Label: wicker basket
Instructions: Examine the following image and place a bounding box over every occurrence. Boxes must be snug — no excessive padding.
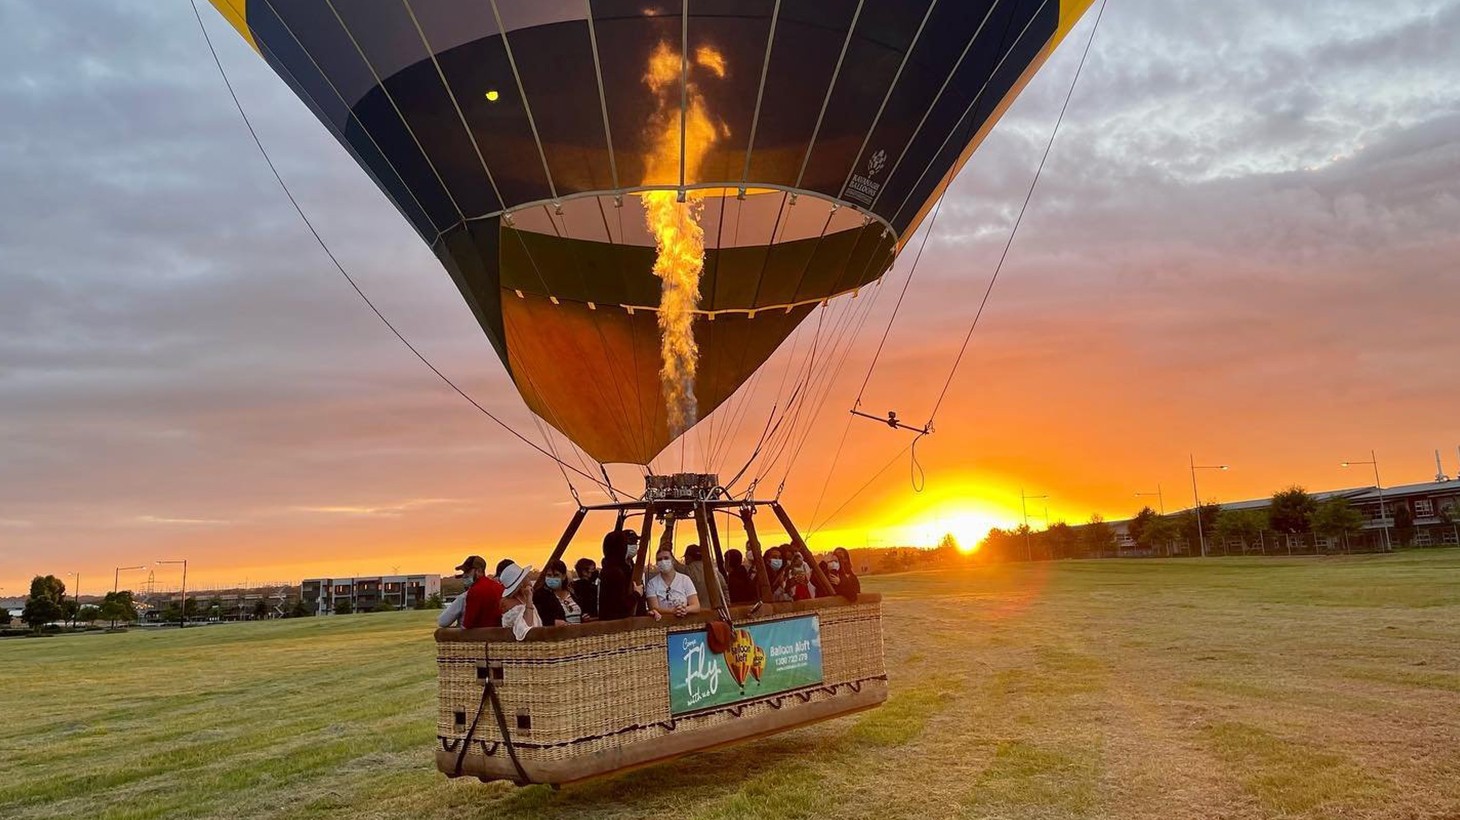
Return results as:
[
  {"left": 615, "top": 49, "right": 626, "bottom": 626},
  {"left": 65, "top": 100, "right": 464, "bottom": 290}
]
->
[{"left": 435, "top": 593, "right": 886, "bottom": 784}]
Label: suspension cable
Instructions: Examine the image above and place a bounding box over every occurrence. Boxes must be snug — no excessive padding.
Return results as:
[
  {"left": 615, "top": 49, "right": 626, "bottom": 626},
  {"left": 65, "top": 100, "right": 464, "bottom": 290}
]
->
[
  {"left": 190, "top": 0, "right": 613, "bottom": 492},
  {"left": 853, "top": 196, "right": 945, "bottom": 410},
  {"left": 806, "top": 0, "right": 1110, "bottom": 525},
  {"left": 925, "top": 0, "right": 1109, "bottom": 426}
]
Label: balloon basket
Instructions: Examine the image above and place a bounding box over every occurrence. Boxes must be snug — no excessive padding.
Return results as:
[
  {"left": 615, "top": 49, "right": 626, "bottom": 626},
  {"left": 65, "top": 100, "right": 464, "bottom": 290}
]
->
[{"left": 433, "top": 489, "right": 887, "bottom": 785}]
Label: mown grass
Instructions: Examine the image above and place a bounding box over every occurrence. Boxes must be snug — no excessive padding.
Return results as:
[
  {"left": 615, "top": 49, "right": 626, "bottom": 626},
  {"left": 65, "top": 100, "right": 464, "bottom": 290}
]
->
[{"left": 3, "top": 550, "right": 1458, "bottom": 819}]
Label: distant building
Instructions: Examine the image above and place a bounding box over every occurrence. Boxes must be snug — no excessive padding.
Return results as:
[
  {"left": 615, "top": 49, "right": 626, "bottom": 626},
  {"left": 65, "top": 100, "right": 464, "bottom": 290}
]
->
[
  {"left": 1106, "top": 479, "right": 1460, "bottom": 555},
  {"left": 301, "top": 575, "right": 441, "bottom": 614}
]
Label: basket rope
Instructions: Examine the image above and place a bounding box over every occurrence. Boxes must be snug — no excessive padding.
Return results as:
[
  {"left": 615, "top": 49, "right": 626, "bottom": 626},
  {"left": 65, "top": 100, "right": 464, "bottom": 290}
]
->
[{"left": 453, "top": 646, "right": 530, "bottom": 783}]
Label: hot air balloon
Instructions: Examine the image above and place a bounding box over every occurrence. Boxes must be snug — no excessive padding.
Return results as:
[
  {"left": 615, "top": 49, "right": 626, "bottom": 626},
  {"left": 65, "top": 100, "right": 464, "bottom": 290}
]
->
[{"left": 204, "top": 0, "right": 1096, "bottom": 786}]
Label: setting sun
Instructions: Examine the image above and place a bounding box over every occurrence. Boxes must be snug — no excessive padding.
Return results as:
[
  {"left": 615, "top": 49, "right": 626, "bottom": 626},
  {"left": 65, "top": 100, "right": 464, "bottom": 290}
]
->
[{"left": 865, "top": 480, "right": 1023, "bottom": 552}]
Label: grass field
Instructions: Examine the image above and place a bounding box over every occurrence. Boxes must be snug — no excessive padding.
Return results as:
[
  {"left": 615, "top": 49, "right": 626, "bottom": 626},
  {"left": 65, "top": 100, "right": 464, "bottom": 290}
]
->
[{"left": 4, "top": 551, "right": 1459, "bottom": 820}]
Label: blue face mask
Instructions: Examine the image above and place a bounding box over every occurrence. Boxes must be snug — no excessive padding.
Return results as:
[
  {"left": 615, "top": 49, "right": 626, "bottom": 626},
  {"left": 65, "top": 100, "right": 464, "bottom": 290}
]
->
[
  {"left": 462, "top": 573, "right": 476, "bottom": 588},
  {"left": 545, "top": 577, "right": 562, "bottom": 590},
  {"left": 768, "top": 558, "right": 783, "bottom": 571}
]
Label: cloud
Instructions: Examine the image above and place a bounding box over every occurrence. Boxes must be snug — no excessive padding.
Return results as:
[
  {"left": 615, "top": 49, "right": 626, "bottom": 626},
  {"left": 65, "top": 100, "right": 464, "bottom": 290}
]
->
[
  {"left": 287, "top": 498, "right": 466, "bottom": 518},
  {"left": 131, "top": 515, "right": 232, "bottom": 527}
]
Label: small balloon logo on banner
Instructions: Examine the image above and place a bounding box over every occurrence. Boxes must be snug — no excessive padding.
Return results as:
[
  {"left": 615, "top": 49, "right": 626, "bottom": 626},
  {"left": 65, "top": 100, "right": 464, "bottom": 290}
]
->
[{"left": 724, "top": 629, "right": 756, "bottom": 689}]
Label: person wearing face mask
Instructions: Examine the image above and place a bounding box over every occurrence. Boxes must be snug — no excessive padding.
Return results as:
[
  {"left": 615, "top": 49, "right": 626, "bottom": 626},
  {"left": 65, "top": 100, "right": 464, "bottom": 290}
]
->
[
  {"left": 498, "top": 562, "right": 540, "bottom": 641},
  {"left": 437, "top": 554, "right": 505, "bottom": 629},
  {"left": 786, "top": 550, "right": 815, "bottom": 601},
  {"left": 832, "top": 547, "right": 861, "bottom": 600},
  {"left": 645, "top": 546, "right": 700, "bottom": 619},
  {"left": 597, "top": 530, "right": 640, "bottom": 621},
  {"left": 533, "top": 559, "right": 585, "bottom": 626},
  {"left": 763, "top": 546, "right": 793, "bottom": 603}
]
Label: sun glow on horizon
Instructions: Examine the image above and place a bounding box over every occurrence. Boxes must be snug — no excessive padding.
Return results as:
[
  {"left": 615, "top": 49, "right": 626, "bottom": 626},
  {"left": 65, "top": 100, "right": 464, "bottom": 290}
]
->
[{"left": 862, "top": 480, "right": 1024, "bottom": 552}]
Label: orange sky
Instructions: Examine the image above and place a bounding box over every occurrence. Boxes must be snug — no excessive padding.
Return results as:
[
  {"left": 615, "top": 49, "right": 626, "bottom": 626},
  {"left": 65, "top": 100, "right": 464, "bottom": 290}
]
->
[{"left": 3, "top": 2, "right": 1460, "bottom": 595}]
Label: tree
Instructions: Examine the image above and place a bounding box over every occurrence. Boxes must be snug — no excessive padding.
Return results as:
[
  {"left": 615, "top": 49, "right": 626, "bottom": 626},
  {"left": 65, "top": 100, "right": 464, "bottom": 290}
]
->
[
  {"left": 1045, "top": 522, "right": 1077, "bottom": 560},
  {"left": 99, "top": 591, "right": 138, "bottom": 628},
  {"left": 1080, "top": 515, "right": 1113, "bottom": 558},
  {"left": 0, "top": 608, "right": 10, "bottom": 627},
  {"left": 78, "top": 605, "right": 102, "bottom": 625},
  {"left": 252, "top": 598, "right": 270, "bottom": 620},
  {"left": 372, "top": 599, "right": 398, "bottom": 613},
  {"left": 1392, "top": 502, "right": 1415, "bottom": 547},
  {"left": 1270, "top": 486, "right": 1318, "bottom": 534},
  {"left": 1128, "top": 507, "right": 1159, "bottom": 553},
  {"left": 334, "top": 599, "right": 354, "bottom": 615},
  {"left": 1143, "top": 515, "right": 1182, "bottom": 555},
  {"left": 22, "top": 575, "right": 67, "bottom": 631},
  {"left": 207, "top": 597, "right": 224, "bottom": 620},
  {"left": 159, "top": 597, "right": 202, "bottom": 625},
  {"left": 1215, "top": 508, "right": 1266, "bottom": 554},
  {"left": 61, "top": 598, "right": 81, "bottom": 628},
  {"left": 1312, "top": 498, "right": 1365, "bottom": 552},
  {"left": 289, "top": 598, "right": 314, "bottom": 618},
  {"left": 424, "top": 593, "right": 444, "bottom": 610},
  {"left": 1178, "top": 502, "right": 1223, "bottom": 553}
]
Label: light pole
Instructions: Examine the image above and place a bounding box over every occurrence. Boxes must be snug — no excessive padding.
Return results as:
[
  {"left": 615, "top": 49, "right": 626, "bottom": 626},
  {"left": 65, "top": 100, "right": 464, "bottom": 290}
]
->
[
  {"left": 67, "top": 572, "right": 81, "bottom": 622},
  {"left": 1135, "top": 485, "right": 1165, "bottom": 515},
  {"left": 114, "top": 565, "right": 146, "bottom": 594},
  {"left": 157, "top": 559, "right": 188, "bottom": 627},
  {"left": 1189, "top": 456, "right": 1229, "bottom": 557},
  {"left": 1021, "top": 489, "right": 1048, "bottom": 561},
  {"left": 1342, "top": 450, "right": 1391, "bottom": 551}
]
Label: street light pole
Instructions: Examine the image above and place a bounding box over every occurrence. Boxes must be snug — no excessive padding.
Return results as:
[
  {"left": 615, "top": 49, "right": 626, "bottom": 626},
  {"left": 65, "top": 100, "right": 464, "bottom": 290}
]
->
[
  {"left": 157, "top": 559, "right": 188, "bottom": 627},
  {"left": 1020, "top": 488, "right": 1048, "bottom": 561},
  {"left": 1189, "top": 456, "right": 1230, "bottom": 558},
  {"left": 1135, "top": 485, "right": 1165, "bottom": 515},
  {"left": 1342, "top": 450, "right": 1392, "bottom": 551},
  {"left": 114, "top": 565, "right": 147, "bottom": 594}
]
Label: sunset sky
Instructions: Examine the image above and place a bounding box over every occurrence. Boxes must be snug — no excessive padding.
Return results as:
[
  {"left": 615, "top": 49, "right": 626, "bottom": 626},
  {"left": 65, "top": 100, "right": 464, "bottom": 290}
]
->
[{"left": 3, "top": 1, "right": 1459, "bottom": 595}]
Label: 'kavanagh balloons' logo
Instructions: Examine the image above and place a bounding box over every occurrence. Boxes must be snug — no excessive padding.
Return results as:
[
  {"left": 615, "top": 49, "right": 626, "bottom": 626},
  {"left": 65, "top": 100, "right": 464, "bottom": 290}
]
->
[{"left": 867, "top": 149, "right": 887, "bottom": 177}]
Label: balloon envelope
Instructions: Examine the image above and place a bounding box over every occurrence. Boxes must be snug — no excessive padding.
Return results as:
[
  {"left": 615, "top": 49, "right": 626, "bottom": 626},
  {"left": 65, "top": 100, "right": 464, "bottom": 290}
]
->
[{"left": 210, "top": 0, "right": 1094, "bottom": 464}]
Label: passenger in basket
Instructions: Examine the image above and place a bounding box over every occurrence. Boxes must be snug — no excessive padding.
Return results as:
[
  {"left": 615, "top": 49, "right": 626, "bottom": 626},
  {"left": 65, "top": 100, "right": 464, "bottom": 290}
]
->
[
  {"left": 534, "top": 559, "right": 585, "bottom": 625},
  {"left": 438, "top": 554, "right": 506, "bottom": 629},
  {"left": 597, "top": 530, "right": 640, "bottom": 621},
  {"left": 724, "top": 548, "right": 758, "bottom": 605},
  {"left": 494, "top": 558, "right": 513, "bottom": 579},
  {"left": 624, "top": 529, "right": 647, "bottom": 616},
  {"left": 787, "top": 550, "right": 815, "bottom": 601},
  {"left": 646, "top": 545, "right": 701, "bottom": 619},
  {"left": 832, "top": 547, "right": 861, "bottom": 601},
  {"left": 681, "top": 543, "right": 727, "bottom": 607},
  {"left": 571, "top": 557, "right": 599, "bottom": 620},
  {"left": 498, "top": 562, "right": 540, "bottom": 641},
  {"left": 764, "top": 546, "right": 792, "bottom": 602}
]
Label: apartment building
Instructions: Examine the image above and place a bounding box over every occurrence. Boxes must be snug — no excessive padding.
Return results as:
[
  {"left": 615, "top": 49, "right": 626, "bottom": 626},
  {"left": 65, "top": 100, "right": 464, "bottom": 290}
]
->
[{"left": 300, "top": 574, "right": 441, "bottom": 614}]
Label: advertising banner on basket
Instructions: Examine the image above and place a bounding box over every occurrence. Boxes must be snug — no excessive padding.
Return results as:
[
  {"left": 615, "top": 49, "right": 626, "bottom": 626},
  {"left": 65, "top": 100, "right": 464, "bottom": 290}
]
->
[{"left": 666, "top": 614, "right": 824, "bottom": 715}]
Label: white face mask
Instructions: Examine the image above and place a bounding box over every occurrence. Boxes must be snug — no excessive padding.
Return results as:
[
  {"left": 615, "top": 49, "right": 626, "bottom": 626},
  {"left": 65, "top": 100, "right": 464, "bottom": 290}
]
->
[
  {"left": 768, "top": 558, "right": 783, "bottom": 571},
  {"left": 626, "top": 541, "right": 639, "bottom": 558},
  {"left": 462, "top": 572, "right": 476, "bottom": 588},
  {"left": 656, "top": 558, "right": 674, "bottom": 574},
  {"left": 828, "top": 560, "right": 840, "bottom": 571}
]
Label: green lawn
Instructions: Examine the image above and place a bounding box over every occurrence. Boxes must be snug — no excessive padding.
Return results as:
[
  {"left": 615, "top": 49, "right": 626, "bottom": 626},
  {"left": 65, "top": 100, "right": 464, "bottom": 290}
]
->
[{"left": 4, "top": 551, "right": 1458, "bottom": 819}]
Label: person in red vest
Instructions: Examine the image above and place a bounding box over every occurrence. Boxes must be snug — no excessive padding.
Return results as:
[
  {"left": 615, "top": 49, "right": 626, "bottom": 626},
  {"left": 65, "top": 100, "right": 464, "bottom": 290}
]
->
[{"left": 437, "top": 554, "right": 504, "bottom": 629}]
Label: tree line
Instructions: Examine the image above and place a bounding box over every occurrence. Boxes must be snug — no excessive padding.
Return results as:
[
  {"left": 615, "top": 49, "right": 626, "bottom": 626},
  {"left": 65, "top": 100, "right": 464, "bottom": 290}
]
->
[
  {"left": 976, "top": 485, "right": 1400, "bottom": 561},
  {"left": 7, "top": 574, "right": 444, "bottom": 634}
]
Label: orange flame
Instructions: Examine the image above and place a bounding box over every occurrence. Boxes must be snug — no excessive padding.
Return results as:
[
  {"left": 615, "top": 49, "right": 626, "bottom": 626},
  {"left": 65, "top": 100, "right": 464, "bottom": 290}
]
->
[{"left": 641, "top": 42, "right": 727, "bottom": 436}]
